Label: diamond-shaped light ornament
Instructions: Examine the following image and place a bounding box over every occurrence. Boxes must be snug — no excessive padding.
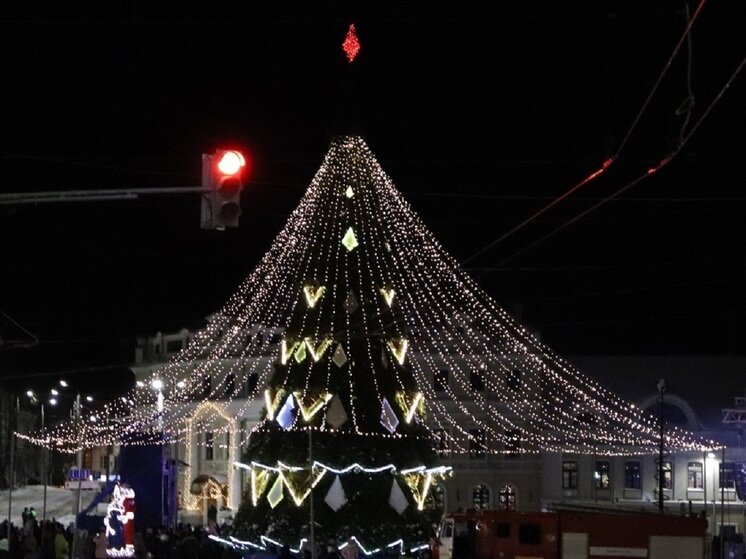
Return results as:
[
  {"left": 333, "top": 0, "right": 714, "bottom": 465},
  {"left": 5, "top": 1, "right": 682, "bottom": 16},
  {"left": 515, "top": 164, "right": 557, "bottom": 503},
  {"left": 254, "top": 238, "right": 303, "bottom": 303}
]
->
[
  {"left": 380, "top": 397, "right": 399, "bottom": 433},
  {"left": 332, "top": 344, "right": 348, "bottom": 368},
  {"left": 344, "top": 290, "right": 360, "bottom": 314},
  {"left": 342, "top": 23, "right": 361, "bottom": 63},
  {"left": 345, "top": 185, "right": 355, "bottom": 198},
  {"left": 342, "top": 227, "right": 359, "bottom": 252},
  {"left": 267, "top": 475, "right": 284, "bottom": 509},
  {"left": 324, "top": 475, "right": 348, "bottom": 512},
  {"left": 276, "top": 394, "right": 297, "bottom": 430},
  {"left": 388, "top": 479, "right": 409, "bottom": 515},
  {"left": 326, "top": 394, "right": 349, "bottom": 429}
]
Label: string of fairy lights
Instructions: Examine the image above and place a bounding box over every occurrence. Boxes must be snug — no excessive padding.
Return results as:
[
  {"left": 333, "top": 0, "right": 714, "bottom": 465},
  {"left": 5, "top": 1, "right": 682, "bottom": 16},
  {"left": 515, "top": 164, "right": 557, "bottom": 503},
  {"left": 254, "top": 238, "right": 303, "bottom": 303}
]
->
[{"left": 19, "top": 135, "right": 719, "bottom": 458}]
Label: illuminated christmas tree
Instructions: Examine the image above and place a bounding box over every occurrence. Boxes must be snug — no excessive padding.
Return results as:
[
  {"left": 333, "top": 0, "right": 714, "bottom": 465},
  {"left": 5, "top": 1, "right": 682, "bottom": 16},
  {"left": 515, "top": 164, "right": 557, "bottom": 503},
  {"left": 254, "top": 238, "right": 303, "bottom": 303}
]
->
[{"left": 230, "top": 135, "right": 448, "bottom": 552}]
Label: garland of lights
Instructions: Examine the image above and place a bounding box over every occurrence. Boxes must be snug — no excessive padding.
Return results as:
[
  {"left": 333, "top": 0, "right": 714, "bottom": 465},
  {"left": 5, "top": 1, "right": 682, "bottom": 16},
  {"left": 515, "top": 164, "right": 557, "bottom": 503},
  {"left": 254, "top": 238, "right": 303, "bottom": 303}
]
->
[{"left": 21, "top": 136, "right": 719, "bottom": 458}]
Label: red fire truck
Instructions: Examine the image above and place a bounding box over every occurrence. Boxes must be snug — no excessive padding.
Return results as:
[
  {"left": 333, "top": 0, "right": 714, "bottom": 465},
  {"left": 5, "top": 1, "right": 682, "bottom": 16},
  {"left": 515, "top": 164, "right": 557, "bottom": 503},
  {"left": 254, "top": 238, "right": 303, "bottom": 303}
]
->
[{"left": 437, "top": 507, "right": 707, "bottom": 559}]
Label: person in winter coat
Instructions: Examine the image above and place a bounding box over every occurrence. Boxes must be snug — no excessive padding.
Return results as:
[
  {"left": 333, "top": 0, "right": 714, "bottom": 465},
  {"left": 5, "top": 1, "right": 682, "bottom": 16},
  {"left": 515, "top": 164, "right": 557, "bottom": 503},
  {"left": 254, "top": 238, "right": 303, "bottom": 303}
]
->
[{"left": 53, "top": 527, "right": 69, "bottom": 559}]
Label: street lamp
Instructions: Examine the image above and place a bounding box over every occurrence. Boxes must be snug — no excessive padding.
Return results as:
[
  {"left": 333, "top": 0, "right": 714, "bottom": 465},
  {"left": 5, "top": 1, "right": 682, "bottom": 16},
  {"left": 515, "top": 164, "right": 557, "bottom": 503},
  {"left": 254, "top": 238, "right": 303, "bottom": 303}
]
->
[{"left": 25, "top": 390, "right": 56, "bottom": 528}]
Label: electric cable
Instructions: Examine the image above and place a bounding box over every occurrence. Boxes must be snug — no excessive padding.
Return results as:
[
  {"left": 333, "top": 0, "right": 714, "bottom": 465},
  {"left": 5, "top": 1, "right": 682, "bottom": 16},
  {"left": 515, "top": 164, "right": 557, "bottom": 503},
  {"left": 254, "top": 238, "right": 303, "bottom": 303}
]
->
[
  {"left": 462, "top": 0, "right": 708, "bottom": 266},
  {"left": 494, "top": 50, "right": 746, "bottom": 268}
]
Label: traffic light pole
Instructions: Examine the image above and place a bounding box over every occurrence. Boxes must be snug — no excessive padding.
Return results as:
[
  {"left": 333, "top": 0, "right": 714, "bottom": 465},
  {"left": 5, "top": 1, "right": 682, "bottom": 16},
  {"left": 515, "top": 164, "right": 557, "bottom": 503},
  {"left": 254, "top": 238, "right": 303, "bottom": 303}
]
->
[{"left": 0, "top": 186, "right": 206, "bottom": 205}]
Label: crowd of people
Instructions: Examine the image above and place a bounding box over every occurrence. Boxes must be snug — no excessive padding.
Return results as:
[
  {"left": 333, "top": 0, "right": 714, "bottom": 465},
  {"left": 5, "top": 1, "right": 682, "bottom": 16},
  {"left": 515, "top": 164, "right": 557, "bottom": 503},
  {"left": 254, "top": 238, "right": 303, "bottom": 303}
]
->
[
  {"left": 0, "top": 510, "right": 426, "bottom": 559},
  {"left": 0, "top": 512, "right": 237, "bottom": 559}
]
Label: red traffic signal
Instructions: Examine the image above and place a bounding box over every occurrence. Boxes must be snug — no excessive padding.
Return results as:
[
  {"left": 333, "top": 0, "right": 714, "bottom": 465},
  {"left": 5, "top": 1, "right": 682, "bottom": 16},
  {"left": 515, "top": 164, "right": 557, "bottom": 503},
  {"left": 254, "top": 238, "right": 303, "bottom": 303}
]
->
[{"left": 201, "top": 149, "right": 248, "bottom": 230}]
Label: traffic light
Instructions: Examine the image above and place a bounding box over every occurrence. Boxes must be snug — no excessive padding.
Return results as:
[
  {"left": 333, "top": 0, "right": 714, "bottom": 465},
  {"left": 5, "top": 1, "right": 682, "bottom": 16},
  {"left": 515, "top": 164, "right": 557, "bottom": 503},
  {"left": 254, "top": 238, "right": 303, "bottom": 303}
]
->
[{"left": 201, "top": 149, "right": 247, "bottom": 230}]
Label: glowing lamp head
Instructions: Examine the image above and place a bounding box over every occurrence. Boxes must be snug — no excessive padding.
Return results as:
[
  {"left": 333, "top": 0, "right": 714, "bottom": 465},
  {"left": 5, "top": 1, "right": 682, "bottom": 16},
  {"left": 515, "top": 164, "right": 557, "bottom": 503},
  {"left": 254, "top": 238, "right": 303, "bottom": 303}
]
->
[
  {"left": 151, "top": 379, "right": 164, "bottom": 391},
  {"left": 59, "top": 380, "right": 68, "bottom": 388},
  {"left": 216, "top": 150, "right": 246, "bottom": 176},
  {"left": 26, "top": 390, "right": 35, "bottom": 398}
]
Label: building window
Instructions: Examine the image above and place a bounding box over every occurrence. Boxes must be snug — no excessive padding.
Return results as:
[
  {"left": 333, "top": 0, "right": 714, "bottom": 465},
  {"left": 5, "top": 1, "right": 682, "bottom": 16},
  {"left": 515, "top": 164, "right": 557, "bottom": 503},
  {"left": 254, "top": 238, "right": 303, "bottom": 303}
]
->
[
  {"left": 688, "top": 462, "right": 703, "bottom": 489},
  {"left": 469, "top": 429, "right": 486, "bottom": 458},
  {"left": 495, "top": 523, "right": 510, "bottom": 538},
  {"left": 434, "top": 370, "right": 449, "bottom": 392},
  {"left": 562, "top": 461, "right": 578, "bottom": 490},
  {"left": 205, "top": 431, "right": 214, "bottom": 461},
  {"left": 506, "top": 370, "right": 522, "bottom": 391},
  {"left": 594, "top": 460, "right": 610, "bottom": 489},
  {"left": 624, "top": 461, "right": 641, "bottom": 489},
  {"left": 434, "top": 429, "right": 449, "bottom": 453},
  {"left": 720, "top": 463, "right": 736, "bottom": 489},
  {"left": 470, "top": 370, "right": 485, "bottom": 391},
  {"left": 518, "top": 524, "right": 542, "bottom": 545},
  {"left": 166, "top": 339, "right": 183, "bottom": 353},
  {"left": 505, "top": 430, "right": 520, "bottom": 457},
  {"left": 472, "top": 484, "right": 490, "bottom": 510},
  {"left": 246, "top": 373, "right": 258, "bottom": 395},
  {"left": 99, "top": 455, "right": 109, "bottom": 471},
  {"left": 202, "top": 376, "right": 212, "bottom": 398},
  {"left": 498, "top": 484, "right": 516, "bottom": 511},
  {"left": 656, "top": 460, "right": 673, "bottom": 490},
  {"left": 224, "top": 374, "right": 236, "bottom": 398}
]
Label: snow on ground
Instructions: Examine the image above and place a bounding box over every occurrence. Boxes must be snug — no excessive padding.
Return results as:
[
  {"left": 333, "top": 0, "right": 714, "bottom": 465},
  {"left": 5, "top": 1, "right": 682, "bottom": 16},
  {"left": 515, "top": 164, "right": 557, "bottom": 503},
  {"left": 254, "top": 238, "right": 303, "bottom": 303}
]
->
[{"left": 0, "top": 485, "right": 98, "bottom": 527}]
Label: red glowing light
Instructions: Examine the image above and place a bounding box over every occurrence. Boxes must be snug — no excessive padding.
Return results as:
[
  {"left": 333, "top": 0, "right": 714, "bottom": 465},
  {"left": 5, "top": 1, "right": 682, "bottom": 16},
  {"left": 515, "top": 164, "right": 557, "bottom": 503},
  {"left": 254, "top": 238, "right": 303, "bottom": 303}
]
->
[
  {"left": 217, "top": 150, "right": 246, "bottom": 176},
  {"left": 342, "top": 24, "right": 360, "bottom": 63}
]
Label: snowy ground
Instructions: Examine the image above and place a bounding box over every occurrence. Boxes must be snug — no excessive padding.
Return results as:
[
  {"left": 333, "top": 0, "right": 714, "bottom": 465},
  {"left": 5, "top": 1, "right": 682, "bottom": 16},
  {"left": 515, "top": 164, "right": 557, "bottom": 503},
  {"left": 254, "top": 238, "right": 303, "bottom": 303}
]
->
[{"left": 0, "top": 485, "right": 98, "bottom": 527}]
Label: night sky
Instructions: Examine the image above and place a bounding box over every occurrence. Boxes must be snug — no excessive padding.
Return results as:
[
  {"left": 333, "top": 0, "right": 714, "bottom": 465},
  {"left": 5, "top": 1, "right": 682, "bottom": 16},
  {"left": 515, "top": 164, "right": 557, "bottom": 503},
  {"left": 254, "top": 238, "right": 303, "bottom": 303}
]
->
[{"left": 1, "top": 2, "right": 745, "bottom": 401}]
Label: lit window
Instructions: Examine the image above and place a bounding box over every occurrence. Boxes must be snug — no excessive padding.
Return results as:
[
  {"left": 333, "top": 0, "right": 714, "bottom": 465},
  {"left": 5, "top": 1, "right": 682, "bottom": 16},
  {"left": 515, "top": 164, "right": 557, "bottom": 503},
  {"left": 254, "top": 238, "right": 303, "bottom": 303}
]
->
[
  {"left": 656, "top": 460, "right": 673, "bottom": 490},
  {"left": 498, "top": 484, "right": 516, "bottom": 511},
  {"left": 594, "top": 460, "right": 610, "bottom": 489},
  {"left": 687, "top": 462, "right": 703, "bottom": 489},
  {"left": 473, "top": 484, "right": 490, "bottom": 510}
]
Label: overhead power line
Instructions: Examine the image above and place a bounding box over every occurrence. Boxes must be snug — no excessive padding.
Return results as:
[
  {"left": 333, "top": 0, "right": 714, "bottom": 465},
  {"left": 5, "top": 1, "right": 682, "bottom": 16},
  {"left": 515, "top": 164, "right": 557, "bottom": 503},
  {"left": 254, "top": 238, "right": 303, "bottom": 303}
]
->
[{"left": 463, "top": 0, "right": 709, "bottom": 267}]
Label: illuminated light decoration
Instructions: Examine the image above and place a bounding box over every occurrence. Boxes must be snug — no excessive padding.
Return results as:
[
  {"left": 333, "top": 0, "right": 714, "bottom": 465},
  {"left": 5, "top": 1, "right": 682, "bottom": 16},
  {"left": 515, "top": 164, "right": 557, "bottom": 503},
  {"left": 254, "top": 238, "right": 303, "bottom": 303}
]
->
[
  {"left": 104, "top": 483, "right": 136, "bottom": 557},
  {"left": 395, "top": 391, "right": 424, "bottom": 424},
  {"left": 293, "top": 341, "right": 307, "bottom": 363},
  {"left": 276, "top": 394, "right": 297, "bottom": 430},
  {"left": 303, "top": 284, "right": 326, "bottom": 308},
  {"left": 388, "top": 479, "right": 409, "bottom": 514},
  {"left": 331, "top": 344, "right": 348, "bottom": 368},
  {"left": 324, "top": 475, "right": 348, "bottom": 511},
  {"left": 342, "top": 23, "right": 361, "bottom": 63},
  {"left": 304, "top": 337, "right": 333, "bottom": 362},
  {"left": 403, "top": 472, "right": 434, "bottom": 511},
  {"left": 281, "top": 469, "right": 327, "bottom": 506},
  {"left": 345, "top": 185, "right": 355, "bottom": 198},
  {"left": 280, "top": 340, "right": 301, "bottom": 365},
  {"left": 342, "top": 227, "right": 359, "bottom": 252},
  {"left": 294, "top": 391, "right": 333, "bottom": 421},
  {"left": 181, "top": 402, "right": 238, "bottom": 512},
  {"left": 266, "top": 475, "right": 284, "bottom": 508},
  {"left": 235, "top": 460, "right": 451, "bottom": 478},
  {"left": 250, "top": 468, "right": 271, "bottom": 506},
  {"left": 23, "top": 135, "right": 719, "bottom": 496},
  {"left": 379, "top": 286, "right": 396, "bottom": 307},
  {"left": 386, "top": 338, "right": 408, "bottom": 365},
  {"left": 325, "top": 395, "right": 349, "bottom": 428},
  {"left": 219, "top": 534, "right": 427, "bottom": 558},
  {"left": 264, "top": 389, "right": 287, "bottom": 421},
  {"left": 380, "top": 397, "right": 399, "bottom": 433}
]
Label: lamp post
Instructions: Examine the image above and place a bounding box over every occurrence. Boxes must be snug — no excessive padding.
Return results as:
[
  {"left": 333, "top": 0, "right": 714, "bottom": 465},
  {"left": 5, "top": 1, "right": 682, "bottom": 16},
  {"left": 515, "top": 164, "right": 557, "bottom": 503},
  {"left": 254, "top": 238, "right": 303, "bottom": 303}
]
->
[
  {"left": 25, "top": 390, "right": 53, "bottom": 528},
  {"left": 58, "top": 380, "right": 88, "bottom": 559},
  {"left": 656, "top": 378, "right": 666, "bottom": 513},
  {"left": 6, "top": 394, "right": 19, "bottom": 540}
]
